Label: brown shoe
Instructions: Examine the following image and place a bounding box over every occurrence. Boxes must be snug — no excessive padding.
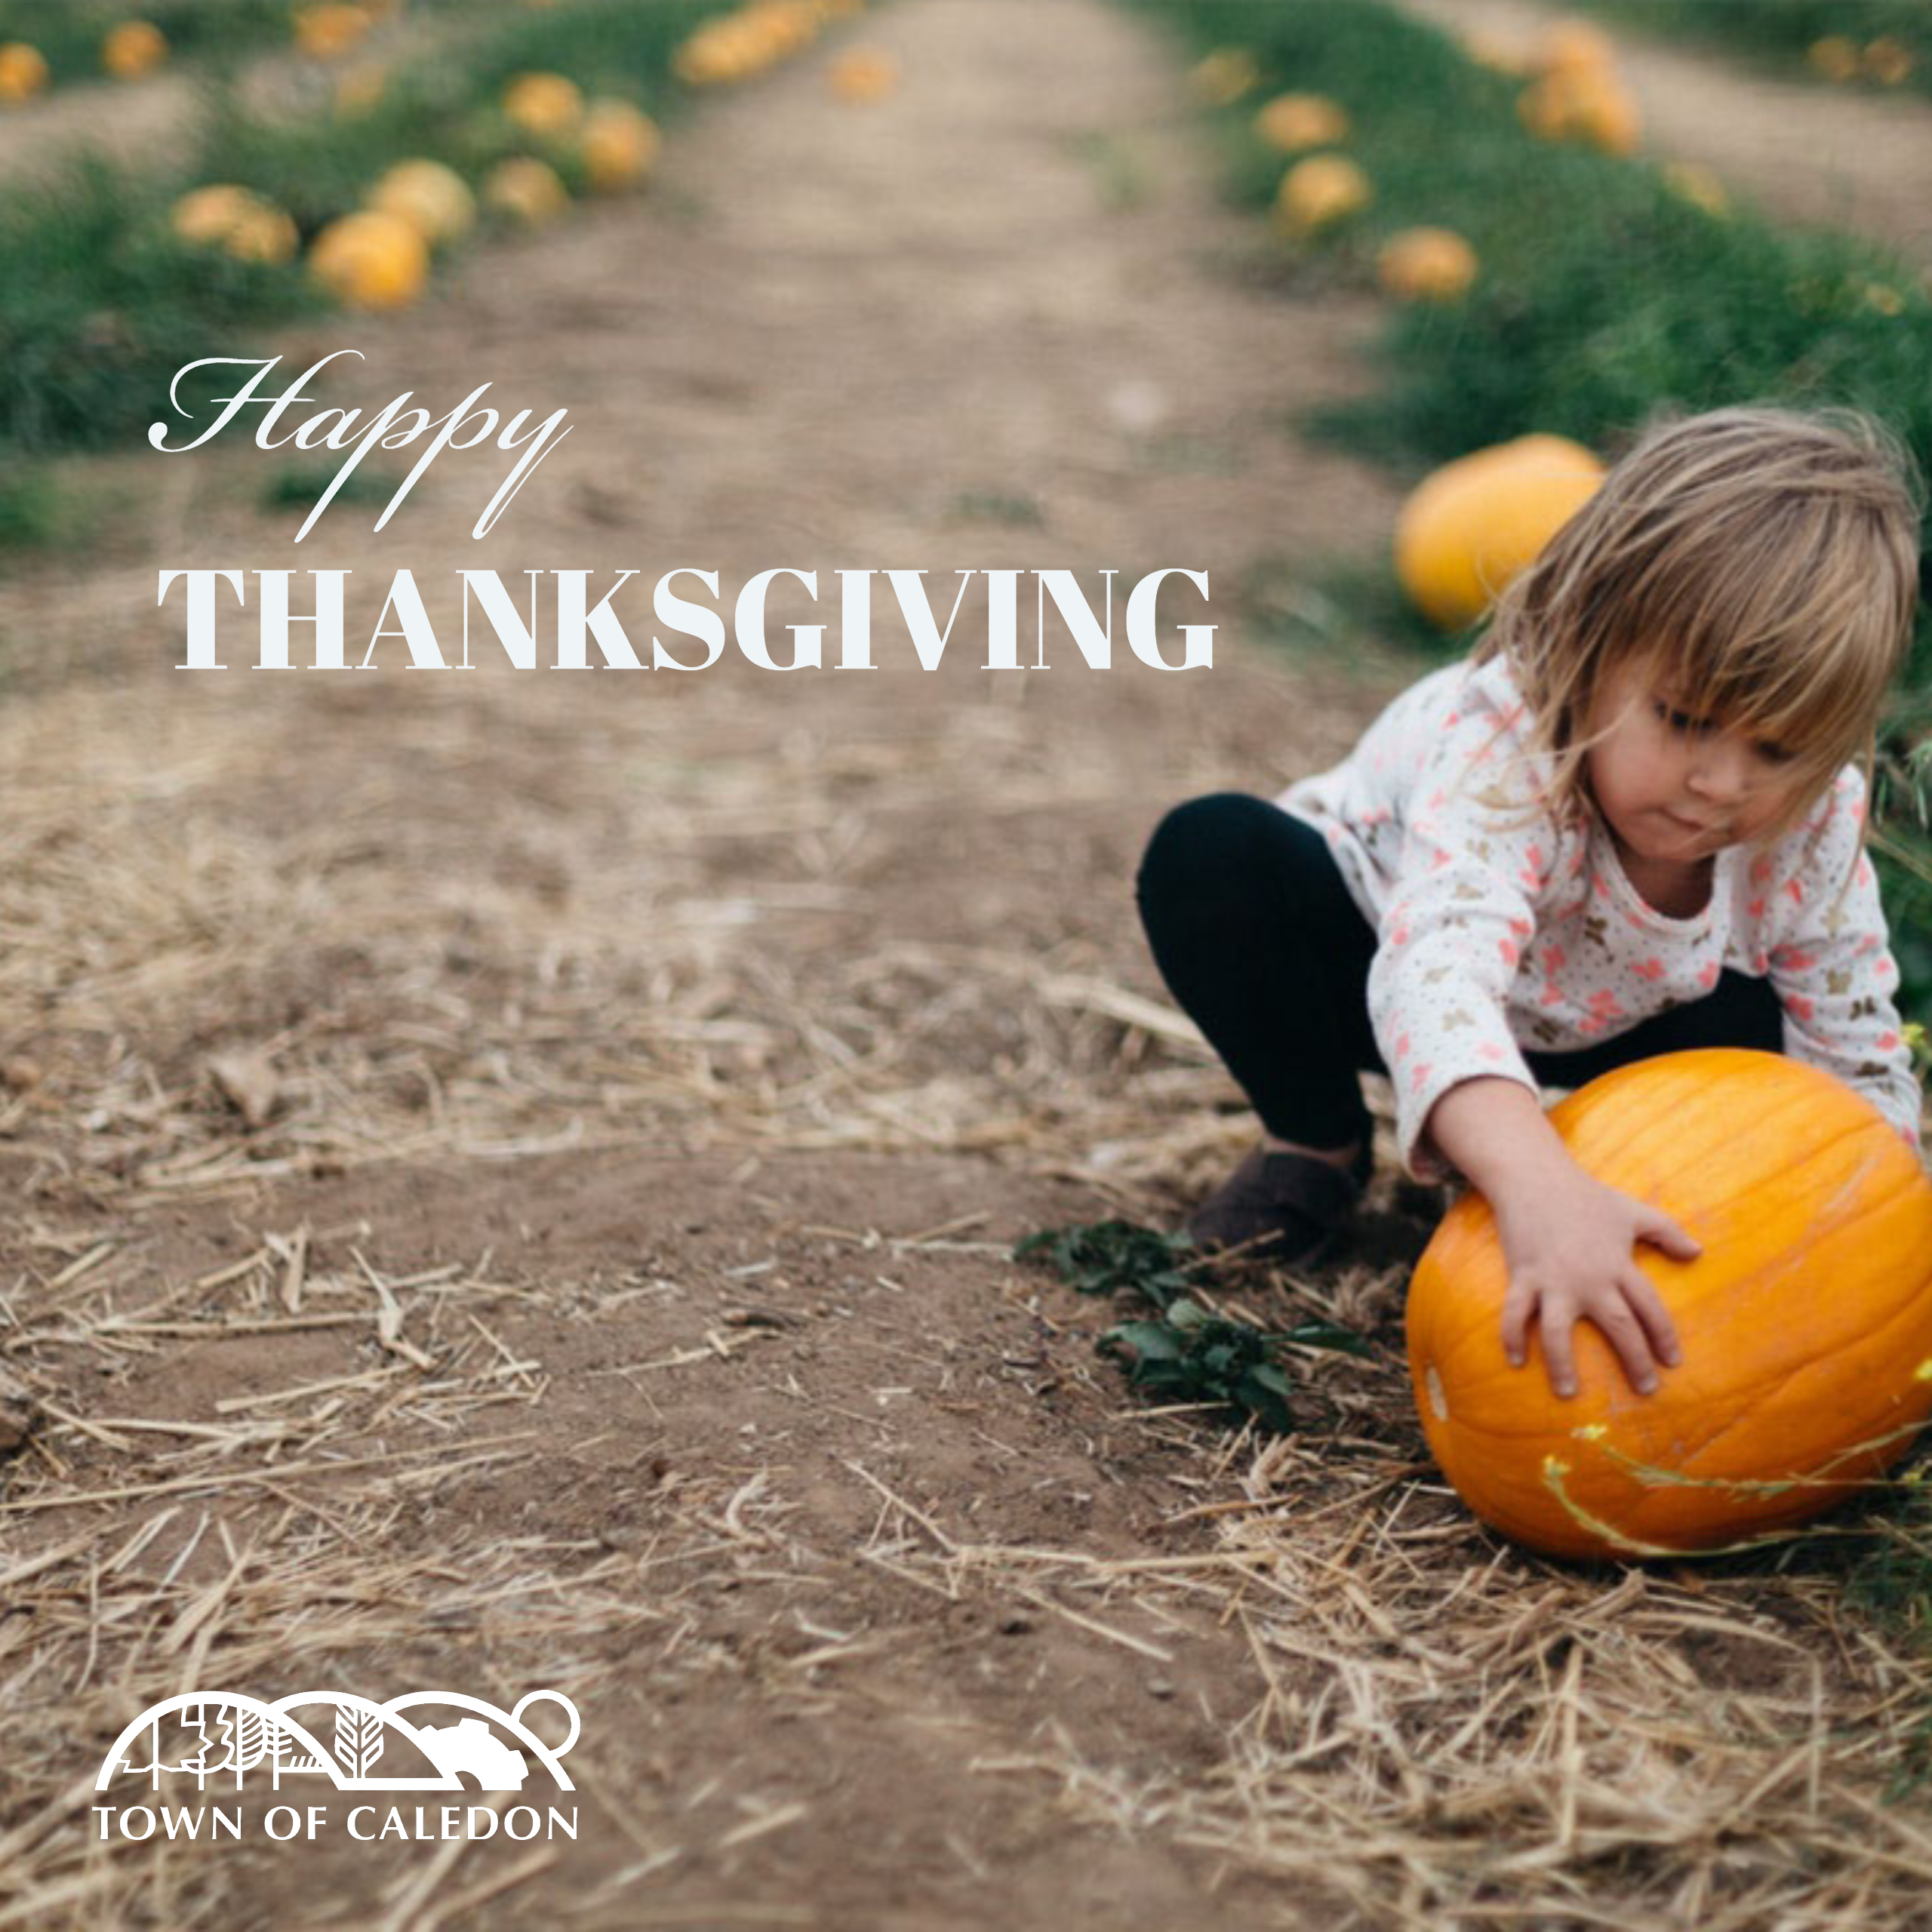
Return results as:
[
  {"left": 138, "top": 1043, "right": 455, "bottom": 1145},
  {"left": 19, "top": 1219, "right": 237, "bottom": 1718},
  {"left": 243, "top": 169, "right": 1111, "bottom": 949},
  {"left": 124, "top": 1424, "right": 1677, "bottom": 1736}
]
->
[{"left": 1185, "top": 1143, "right": 1371, "bottom": 1263}]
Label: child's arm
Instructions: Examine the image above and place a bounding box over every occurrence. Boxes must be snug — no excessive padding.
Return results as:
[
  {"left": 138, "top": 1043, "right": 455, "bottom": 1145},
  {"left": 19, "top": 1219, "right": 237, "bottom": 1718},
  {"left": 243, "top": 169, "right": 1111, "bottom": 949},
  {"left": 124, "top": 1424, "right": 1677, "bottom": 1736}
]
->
[
  {"left": 1368, "top": 694, "right": 1696, "bottom": 1398},
  {"left": 1765, "top": 769, "right": 1922, "bottom": 1154},
  {"left": 1425, "top": 1078, "right": 1697, "bottom": 1399}
]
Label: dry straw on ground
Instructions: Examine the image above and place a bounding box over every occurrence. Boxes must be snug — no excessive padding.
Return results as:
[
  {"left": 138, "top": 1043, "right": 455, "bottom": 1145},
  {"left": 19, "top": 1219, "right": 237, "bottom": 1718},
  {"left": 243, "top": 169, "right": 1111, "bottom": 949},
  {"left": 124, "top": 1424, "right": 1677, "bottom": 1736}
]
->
[{"left": 3, "top": 652, "right": 1930, "bottom": 1929}]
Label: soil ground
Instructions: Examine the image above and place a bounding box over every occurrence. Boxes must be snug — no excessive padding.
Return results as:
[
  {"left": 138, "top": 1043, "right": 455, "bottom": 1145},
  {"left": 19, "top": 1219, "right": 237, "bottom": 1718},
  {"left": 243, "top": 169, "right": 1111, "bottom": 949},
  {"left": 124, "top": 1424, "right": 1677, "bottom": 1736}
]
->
[
  {"left": 1404, "top": 0, "right": 1932, "bottom": 263},
  {"left": 4, "top": 5, "right": 1932, "bottom": 1929}
]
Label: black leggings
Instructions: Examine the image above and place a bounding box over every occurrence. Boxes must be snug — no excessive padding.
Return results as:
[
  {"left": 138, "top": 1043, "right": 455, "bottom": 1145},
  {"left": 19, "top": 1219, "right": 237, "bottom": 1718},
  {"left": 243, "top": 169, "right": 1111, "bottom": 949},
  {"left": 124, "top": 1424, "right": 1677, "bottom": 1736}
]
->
[{"left": 1134, "top": 793, "right": 1783, "bottom": 1150}]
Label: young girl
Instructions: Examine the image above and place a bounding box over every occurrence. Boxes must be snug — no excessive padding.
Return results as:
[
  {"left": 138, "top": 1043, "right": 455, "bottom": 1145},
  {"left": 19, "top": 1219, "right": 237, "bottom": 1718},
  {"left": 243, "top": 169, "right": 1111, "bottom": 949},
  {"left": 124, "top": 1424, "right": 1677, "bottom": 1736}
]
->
[{"left": 1137, "top": 405, "right": 1924, "bottom": 1404}]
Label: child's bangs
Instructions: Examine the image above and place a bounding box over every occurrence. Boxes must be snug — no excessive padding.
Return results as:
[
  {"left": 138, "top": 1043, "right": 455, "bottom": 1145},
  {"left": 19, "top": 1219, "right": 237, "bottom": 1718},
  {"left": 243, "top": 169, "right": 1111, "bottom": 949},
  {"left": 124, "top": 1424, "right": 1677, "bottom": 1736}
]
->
[{"left": 1622, "top": 499, "right": 1903, "bottom": 778}]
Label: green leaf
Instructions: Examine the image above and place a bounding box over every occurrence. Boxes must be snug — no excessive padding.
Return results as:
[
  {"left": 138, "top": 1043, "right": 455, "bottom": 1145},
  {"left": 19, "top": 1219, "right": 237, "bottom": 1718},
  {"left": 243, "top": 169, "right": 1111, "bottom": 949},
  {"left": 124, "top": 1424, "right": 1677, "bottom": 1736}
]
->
[
  {"left": 1102, "top": 1319, "right": 1186, "bottom": 1363},
  {"left": 1016, "top": 1215, "right": 1369, "bottom": 1437},
  {"left": 1284, "top": 1321, "right": 1374, "bottom": 1358}
]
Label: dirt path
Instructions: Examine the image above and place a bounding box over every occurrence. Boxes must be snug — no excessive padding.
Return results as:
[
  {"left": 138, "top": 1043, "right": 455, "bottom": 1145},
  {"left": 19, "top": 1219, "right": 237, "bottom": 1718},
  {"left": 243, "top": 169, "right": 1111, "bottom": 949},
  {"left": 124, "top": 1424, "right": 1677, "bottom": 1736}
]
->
[
  {"left": 1401, "top": 0, "right": 1932, "bottom": 263},
  {"left": 0, "top": 5, "right": 1423, "bottom": 1927},
  {"left": 5, "top": 4, "right": 1932, "bottom": 1928}
]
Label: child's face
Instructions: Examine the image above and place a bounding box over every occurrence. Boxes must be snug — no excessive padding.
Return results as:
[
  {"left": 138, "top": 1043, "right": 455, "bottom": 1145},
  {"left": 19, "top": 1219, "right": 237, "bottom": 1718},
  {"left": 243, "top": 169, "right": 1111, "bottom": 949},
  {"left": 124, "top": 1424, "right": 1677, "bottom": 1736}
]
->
[{"left": 1583, "top": 660, "right": 1811, "bottom": 869}]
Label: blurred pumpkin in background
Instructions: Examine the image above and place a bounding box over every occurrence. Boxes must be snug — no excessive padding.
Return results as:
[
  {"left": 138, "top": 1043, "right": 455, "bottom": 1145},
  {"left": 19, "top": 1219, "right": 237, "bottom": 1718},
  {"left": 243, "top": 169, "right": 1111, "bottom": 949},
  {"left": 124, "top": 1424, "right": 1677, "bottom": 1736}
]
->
[
  {"left": 503, "top": 71, "right": 583, "bottom": 137},
  {"left": 1186, "top": 47, "right": 1259, "bottom": 108},
  {"left": 828, "top": 48, "right": 897, "bottom": 103},
  {"left": 368, "top": 159, "right": 477, "bottom": 245},
  {"left": 171, "top": 184, "right": 299, "bottom": 265},
  {"left": 1254, "top": 91, "right": 1349, "bottom": 152},
  {"left": 1275, "top": 153, "right": 1371, "bottom": 235},
  {"left": 103, "top": 21, "right": 168, "bottom": 79},
  {"left": 1376, "top": 226, "right": 1478, "bottom": 303},
  {"left": 294, "top": 3, "right": 373, "bottom": 60},
  {"left": 309, "top": 209, "right": 430, "bottom": 310},
  {"left": 483, "top": 155, "right": 571, "bottom": 225},
  {"left": 0, "top": 42, "right": 49, "bottom": 102},
  {"left": 1395, "top": 433, "right": 1604, "bottom": 629},
  {"left": 578, "top": 100, "right": 661, "bottom": 189}
]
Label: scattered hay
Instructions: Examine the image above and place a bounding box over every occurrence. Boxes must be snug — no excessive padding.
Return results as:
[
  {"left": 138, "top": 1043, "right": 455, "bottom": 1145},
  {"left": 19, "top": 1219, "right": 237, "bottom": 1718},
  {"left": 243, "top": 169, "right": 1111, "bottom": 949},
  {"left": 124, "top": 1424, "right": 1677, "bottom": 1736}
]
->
[{"left": 1, "top": 614, "right": 1927, "bottom": 1927}]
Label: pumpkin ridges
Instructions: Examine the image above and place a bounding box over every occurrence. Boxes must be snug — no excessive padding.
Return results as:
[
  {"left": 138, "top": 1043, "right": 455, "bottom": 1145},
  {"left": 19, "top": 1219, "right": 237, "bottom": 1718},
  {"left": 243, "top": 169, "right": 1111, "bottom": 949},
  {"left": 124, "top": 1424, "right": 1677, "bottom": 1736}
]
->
[
  {"left": 1555, "top": 1050, "right": 1823, "bottom": 1171},
  {"left": 1424, "top": 1164, "right": 1932, "bottom": 1417}
]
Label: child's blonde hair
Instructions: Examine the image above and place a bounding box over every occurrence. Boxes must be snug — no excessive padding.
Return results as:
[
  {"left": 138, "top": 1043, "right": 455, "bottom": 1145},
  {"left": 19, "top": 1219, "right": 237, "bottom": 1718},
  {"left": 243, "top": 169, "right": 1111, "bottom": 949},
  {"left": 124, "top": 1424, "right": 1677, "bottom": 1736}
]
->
[{"left": 1477, "top": 403, "right": 1922, "bottom": 844}]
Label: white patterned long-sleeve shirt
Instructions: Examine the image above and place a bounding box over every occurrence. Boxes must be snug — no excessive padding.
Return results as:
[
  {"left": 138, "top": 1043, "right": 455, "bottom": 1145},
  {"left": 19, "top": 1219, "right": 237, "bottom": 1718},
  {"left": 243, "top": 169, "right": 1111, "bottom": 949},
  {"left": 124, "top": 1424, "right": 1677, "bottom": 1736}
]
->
[{"left": 1278, "top": 654, "right": 1922, "bottom": 1181}]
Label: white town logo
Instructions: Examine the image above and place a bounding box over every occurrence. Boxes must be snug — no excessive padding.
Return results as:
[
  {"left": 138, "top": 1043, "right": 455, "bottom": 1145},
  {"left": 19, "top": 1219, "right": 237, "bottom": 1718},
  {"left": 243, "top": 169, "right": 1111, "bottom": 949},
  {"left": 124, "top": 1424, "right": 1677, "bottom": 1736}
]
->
[{"left": 92, "top": 1689, "right": 579, "bottom": 1844}]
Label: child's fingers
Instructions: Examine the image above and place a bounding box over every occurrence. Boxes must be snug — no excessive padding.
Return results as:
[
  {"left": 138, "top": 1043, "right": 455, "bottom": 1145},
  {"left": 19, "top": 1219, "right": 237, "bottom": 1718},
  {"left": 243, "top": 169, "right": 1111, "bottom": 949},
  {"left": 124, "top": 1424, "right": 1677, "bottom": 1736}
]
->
[
  {"left": 1499, "top": 1277, "right": 1537, "bottom": 1368},
  {"left": 1578, "top": 1291, "right": 1660, "bottom": 1398},
  {"left": 1635, "top": 1204, "right": 1701, "bottom": 1261},
  {"left": 1536, "top": 1297, "right": 1580, "bottom": 1399},
  {"left": 1620, "top": 1266, "right": 1681, "bottom": 1370}
]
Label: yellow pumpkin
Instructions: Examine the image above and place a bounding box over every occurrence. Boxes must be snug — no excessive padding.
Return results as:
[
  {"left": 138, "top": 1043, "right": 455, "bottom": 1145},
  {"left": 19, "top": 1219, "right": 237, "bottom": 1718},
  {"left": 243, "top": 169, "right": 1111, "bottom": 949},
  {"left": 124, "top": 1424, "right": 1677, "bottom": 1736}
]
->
[
  {"left": 1865, "top": 36, "right": 1914, "bottom": 85},
  {"left": 1395, "top": 433, "right": 1604, "bottom": 630},
  {"left": 368, "top": 158, "right": 475, "bottom": 245},
  {"left": 224, "top": 202, "right": 300, "bottom": 265},
  {"left": 1186, "top": 48, "right": 1259, "bottom": 108},
  {"left": 309, "top": 209, "right": 429, "bottom": 311},
  {"left": 503, "top": 71, "right": 583, "bottom": 137},
  {"left": 0, "top": 42, "right": 49, "bottom": 102},
  {"left": 1407, "top": 1050, "right": 1932, "bottom": 1561},
  {"left": 292, "top": 3, "right": 371, "bottom": 60},
  {"left": 1806, "top": 35, "right": 1860, "bottom": 83},
  {"left": 103, "top": 20, "right": 167, "bottom": 78},
  {"left": 674, "top": 23, "right": 739, "bottom": 86},
  {"left": 171, "top": 183, "right": 253, "bottom": 244},
  {"left": 1254, "top": 91, "right": 1349, "bottom": 152},
  {"left": 171, "top": 185, "right": 299, "bottom": 265},
  {"left": 828, "top": 47, "right": 897, "bottom": 103},
  {"left": 1518, "top": 64, "right": 1641, "bottom": 155},
  {"left": 747, "top": 1, "right": 817, "bottom": 59},
  {"left": 1274, "top": 153, "right": 1371, "bottom": 236},
  {"left": 482, "top": 155, "right": 570, "bottom": 226},
  {"left": 577, "top": 100, "right": 661, "bottom": 190},
  {"left": 1376, "top": 226, "right": 1477, "bottom": 303}
]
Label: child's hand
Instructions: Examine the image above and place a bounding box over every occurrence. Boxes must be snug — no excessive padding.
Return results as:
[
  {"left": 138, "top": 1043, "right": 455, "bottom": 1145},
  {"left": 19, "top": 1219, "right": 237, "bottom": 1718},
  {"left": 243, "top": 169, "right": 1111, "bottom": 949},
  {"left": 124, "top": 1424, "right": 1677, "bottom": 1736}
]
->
[
  {"left": 1490, "top": 1164, "right": 1697, "bottom": 1400},
  {"left": 1421, "top": 1077, "right": 1697, "bottom": 1401}
]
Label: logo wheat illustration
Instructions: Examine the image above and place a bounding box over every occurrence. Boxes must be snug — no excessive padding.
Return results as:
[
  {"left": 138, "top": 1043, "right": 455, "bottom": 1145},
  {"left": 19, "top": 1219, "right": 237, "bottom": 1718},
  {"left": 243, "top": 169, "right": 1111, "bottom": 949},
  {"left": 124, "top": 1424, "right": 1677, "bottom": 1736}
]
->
[{"left": 334, "top": 1706, "right": 385, "bottom": 1782}]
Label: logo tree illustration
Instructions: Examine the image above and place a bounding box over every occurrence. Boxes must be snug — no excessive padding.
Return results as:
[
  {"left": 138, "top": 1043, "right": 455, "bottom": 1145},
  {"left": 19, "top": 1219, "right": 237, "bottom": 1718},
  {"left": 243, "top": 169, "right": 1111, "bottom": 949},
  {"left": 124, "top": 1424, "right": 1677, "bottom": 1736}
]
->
[
  {"left": 220, "top": 1706, "right": 278, "bottom": 1789},
  {"left": 175, "top": 1707, "right": 223, "bottom": 1789},
  {"left": 115, "top": 1709, "right": 208, "bottom": 1789}
]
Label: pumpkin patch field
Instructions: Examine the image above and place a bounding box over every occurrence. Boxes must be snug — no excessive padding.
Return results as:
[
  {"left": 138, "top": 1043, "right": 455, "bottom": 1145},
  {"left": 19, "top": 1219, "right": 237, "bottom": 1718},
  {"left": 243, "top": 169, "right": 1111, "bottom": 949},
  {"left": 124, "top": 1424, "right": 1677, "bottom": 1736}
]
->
[{"left": 2, "top": 4, "right": 1932, "bottom": 1928}]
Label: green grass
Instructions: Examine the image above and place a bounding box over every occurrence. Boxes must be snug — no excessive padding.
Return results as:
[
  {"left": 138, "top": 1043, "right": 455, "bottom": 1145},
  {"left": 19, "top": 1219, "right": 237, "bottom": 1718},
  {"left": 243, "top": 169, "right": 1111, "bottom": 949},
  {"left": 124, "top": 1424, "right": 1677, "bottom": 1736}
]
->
[
  {"left": 0, "top": 0, "right": 746, "bottom": 561},
  {"left": 0, "top": 157, "right": 320, "bottom": 460},
  {"left": 0, "top": 458, "right": 70, "bottom": 549},
  {"left": 261, "top": 460, "right": 408, "bottom": 511},
  {"left": 1133, "top": 0, "right": 1932, "bottom": 1029},
  {"left": 0, "top": 2, "right": 291, "bottom": 83}
]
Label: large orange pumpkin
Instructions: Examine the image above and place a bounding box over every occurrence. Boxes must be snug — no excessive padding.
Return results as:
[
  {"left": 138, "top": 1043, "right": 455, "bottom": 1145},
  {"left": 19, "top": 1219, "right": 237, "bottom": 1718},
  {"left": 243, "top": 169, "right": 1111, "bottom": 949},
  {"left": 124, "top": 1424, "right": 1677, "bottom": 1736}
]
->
[{"left": 1407, "top": 1050, "right": 1932, "bottom": 1561}]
